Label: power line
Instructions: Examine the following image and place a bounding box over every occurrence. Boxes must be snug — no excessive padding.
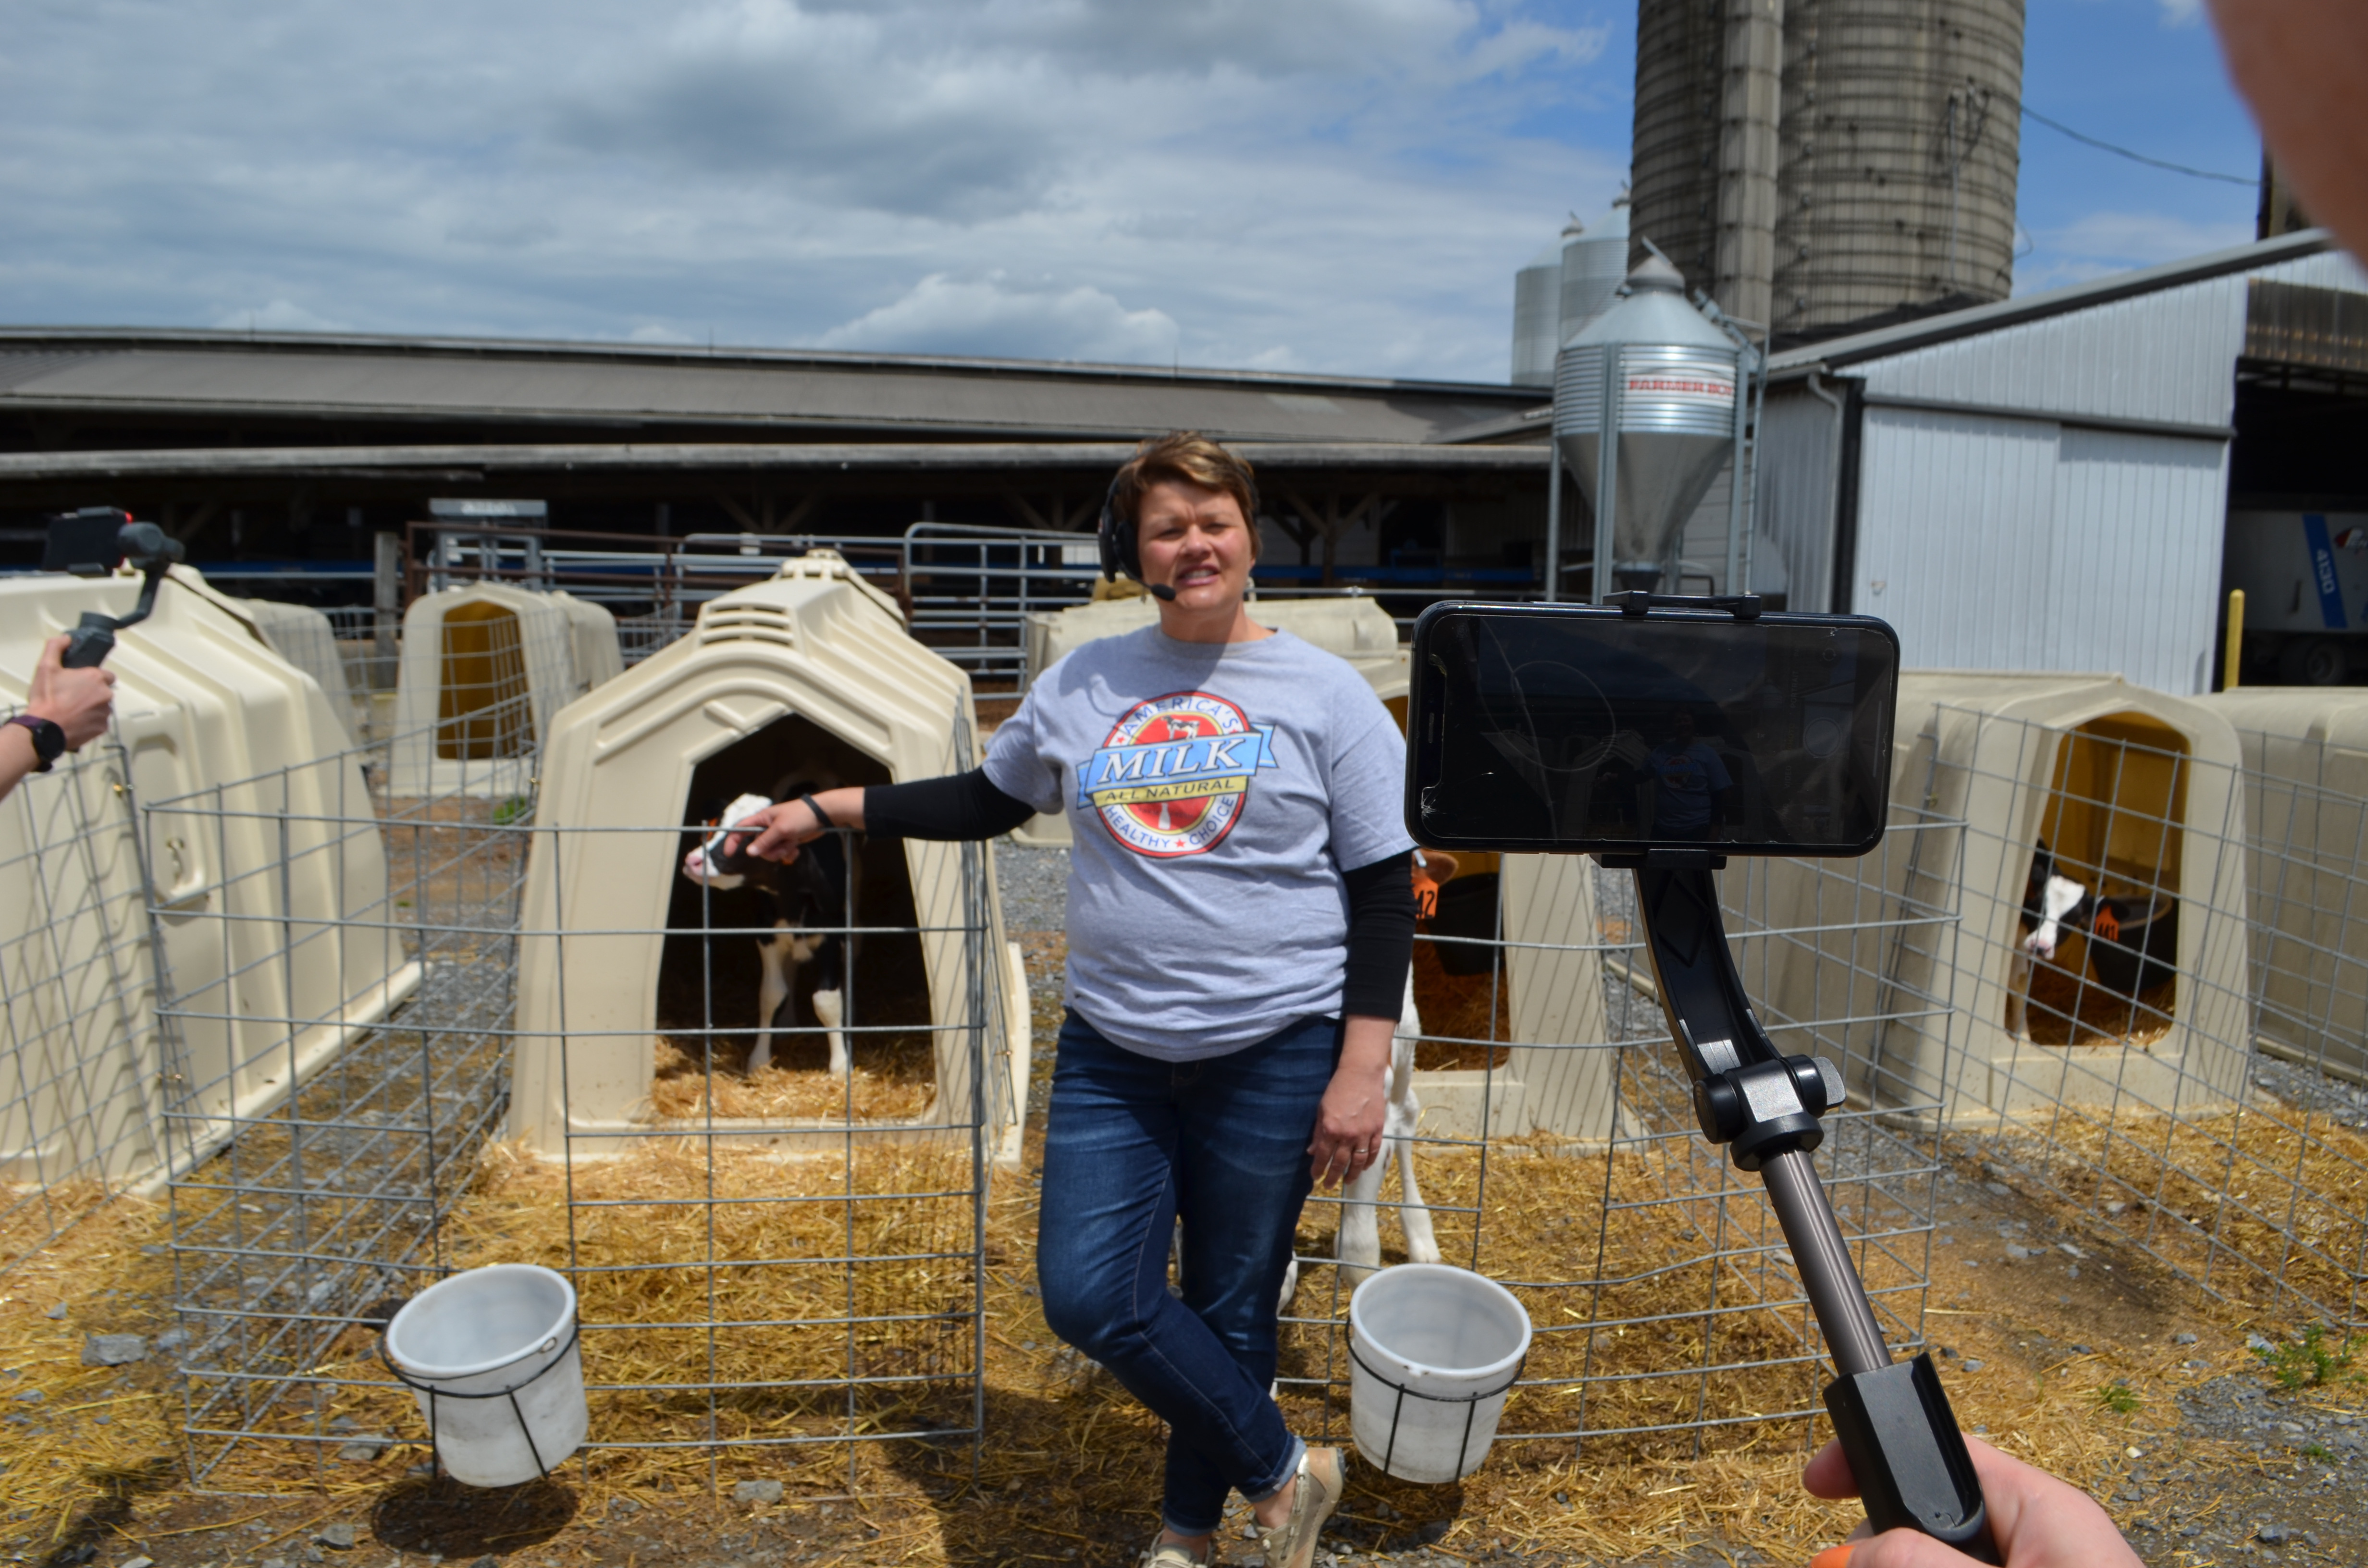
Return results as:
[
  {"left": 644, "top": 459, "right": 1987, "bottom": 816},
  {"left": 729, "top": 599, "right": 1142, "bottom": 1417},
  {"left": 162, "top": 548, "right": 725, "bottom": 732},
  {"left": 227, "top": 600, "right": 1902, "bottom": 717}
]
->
[{"left": 2020, "top": 104, "right": 2255, "bottom": 186}]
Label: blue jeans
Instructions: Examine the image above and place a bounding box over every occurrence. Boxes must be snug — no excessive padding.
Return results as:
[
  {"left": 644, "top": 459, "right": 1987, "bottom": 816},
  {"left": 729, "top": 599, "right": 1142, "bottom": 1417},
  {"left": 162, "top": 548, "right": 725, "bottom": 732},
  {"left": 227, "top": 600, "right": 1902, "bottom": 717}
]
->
[{"left": 1036, "top": 1009, "right": 1339, "bottom": 1536}]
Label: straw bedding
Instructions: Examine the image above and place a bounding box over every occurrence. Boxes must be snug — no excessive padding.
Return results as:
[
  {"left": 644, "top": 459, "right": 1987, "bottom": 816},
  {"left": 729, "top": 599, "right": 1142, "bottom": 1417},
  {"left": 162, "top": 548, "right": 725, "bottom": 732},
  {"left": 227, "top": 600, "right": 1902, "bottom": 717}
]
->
[{"left": 2, "top": 1116, "right": 2349, "bottom": 1567}]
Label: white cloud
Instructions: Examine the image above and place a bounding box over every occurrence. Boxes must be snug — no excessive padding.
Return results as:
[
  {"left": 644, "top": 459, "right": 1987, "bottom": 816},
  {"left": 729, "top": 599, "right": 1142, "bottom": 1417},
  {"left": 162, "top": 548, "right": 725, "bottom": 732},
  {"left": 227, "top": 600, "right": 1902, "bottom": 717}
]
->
[
  {"left": 2157, "top": 0, "right": 2205, "bottom": 26},
  {"left": 817, "top": 273, "right": 1178, "bottom": 362},
  {"left": 0, "top": 0, "right": 1629, "bottom": 379},
  {"left": 2015, "top": 210, "right": 2255, "bottom": 294}
]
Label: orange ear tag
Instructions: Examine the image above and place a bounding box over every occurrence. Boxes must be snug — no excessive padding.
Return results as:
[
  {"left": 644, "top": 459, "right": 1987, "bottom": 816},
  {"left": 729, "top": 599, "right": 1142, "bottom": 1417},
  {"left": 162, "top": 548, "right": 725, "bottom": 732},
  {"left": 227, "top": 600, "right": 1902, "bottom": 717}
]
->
[{"left": 2093, "top": 904, "right": 2121, "bottom": 944}]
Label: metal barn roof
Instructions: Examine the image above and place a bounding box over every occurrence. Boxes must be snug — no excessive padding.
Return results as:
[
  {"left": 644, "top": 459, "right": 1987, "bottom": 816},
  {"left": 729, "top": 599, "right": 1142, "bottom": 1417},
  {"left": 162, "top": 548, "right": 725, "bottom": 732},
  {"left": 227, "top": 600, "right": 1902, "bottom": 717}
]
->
[{"left": 0, "top": 328, "right": 1532, "bottom": 445}]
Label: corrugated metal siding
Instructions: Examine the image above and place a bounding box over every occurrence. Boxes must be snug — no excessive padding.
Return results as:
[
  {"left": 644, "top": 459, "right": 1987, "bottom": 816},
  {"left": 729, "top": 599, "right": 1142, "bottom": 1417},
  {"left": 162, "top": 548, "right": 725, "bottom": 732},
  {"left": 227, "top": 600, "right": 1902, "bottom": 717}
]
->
[
  {"left": 2044, "top": 428, "right": 2228, "bottom": 693},
  {"left": 1751, "top": 389, "right": 1840, "bottom": 610},
  {"left": 1852, "top": 409, "right": 2227, "bottom": 693},
  {"left": 1853, "top": 250, "right": 2368, "bottom": 429},
  {"left": 1854, "top": 408, "right": 2059, "bottom": 668}
]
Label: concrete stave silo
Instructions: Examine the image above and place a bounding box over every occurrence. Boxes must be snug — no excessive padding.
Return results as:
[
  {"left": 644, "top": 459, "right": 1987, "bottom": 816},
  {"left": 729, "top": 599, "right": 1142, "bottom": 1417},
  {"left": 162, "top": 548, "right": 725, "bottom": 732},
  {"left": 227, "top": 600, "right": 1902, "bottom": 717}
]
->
[{"left": 1628, "top": 0, "right": 2024, "bottom": 343}]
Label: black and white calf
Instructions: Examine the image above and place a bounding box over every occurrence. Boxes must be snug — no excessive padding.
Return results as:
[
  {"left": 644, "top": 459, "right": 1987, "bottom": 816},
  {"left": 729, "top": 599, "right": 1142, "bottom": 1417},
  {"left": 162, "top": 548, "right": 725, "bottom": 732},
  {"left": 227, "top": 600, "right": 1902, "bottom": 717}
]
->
[{"left": 681, "top": 785, "right": 861, "bottom": 1076}]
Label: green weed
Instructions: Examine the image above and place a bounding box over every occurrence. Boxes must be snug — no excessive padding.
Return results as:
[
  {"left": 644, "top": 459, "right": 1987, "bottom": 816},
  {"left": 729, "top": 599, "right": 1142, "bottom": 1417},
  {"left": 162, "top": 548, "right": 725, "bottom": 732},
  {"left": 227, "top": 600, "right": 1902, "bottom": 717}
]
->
[
  {"left": 2095, "top": 1381, "right": 2141, "bottom": 1415},
  {"left": 494, "top": 795, "right": 532, "bottom": 826},
  {"left": 2251, "top": 1324, "right": 2360, "bottom": 1391}
]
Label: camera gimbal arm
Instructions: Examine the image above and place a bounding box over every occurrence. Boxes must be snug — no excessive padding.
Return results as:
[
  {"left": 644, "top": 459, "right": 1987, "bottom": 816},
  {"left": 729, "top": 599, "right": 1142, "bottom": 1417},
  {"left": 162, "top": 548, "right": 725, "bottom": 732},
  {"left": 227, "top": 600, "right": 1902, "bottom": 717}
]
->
[
  {"left": 1608, "top": 848, "right": 1999, "bottom": 1564},
  {"left": 49, "top": 512, "right": 185, "bottom": 669}
]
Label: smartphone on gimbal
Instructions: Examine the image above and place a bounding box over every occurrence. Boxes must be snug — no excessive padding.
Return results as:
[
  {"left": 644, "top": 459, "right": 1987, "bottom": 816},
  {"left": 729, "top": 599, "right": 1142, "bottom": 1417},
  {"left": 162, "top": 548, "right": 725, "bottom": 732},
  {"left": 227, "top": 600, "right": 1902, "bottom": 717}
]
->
[{"left": 1404, "top": 601, "right": 1900, "bottom": 858}]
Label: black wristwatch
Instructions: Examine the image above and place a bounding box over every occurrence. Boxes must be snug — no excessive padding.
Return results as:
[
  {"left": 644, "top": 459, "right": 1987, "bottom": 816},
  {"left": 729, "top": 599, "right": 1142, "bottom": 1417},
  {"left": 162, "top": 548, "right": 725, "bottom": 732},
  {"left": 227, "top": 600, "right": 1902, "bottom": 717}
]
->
[{"left": 8, "top": 713, "right": 67, "bottom": 772}]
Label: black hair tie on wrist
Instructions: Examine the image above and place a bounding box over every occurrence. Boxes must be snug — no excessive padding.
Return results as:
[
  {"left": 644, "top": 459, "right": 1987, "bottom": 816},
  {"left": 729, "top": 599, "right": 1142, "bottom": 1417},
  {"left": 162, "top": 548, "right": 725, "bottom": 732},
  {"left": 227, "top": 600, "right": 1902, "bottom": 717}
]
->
[{"left": 800, "top": 792, "right": 833, "bottom": 831}]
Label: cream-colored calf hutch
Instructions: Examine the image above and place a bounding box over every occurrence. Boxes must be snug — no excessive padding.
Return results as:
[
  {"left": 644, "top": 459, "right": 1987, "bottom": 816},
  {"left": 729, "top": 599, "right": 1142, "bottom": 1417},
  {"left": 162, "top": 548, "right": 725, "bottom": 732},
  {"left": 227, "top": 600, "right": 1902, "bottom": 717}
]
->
[
  {"left": 389, "top": 585, "right": 620, "bottom": 797},
  {"left": 0, "top": 568, "right": 418, "bottom": 1189},
  {"left": 512, "top": 553, "right": 1030, "bottom": 1163},
  {"left": 1743, "top": 673, "right": 2251, "bottom": 1127},
  {"left": 241, "top": 597, "right": 367, "bottom": 744},
  {"left": 2195, "top": 687, "right": 2368, "bottom": 1083}
]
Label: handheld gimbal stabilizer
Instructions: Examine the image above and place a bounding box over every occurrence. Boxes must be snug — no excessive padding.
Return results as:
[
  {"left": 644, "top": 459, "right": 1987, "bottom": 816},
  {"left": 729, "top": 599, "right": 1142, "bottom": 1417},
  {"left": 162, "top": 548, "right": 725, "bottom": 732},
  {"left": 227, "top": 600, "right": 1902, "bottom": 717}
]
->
[
  {"left": 43, "top": 507, "right": 186, "bottom": 668},
  {"left": 1406, "top": 594, "right": 1998, "bottom": 1563},
  {"left": 1613, "top": 850, "right": 1996, "bottom": 1560}
]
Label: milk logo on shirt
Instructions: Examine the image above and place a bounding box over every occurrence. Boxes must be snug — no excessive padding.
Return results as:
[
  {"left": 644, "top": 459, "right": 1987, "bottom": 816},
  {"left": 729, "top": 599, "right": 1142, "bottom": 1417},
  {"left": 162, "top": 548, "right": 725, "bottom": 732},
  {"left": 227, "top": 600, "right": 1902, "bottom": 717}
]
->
[{"left": 1077, "top": 691, "right": 1281, "bottom": 858}]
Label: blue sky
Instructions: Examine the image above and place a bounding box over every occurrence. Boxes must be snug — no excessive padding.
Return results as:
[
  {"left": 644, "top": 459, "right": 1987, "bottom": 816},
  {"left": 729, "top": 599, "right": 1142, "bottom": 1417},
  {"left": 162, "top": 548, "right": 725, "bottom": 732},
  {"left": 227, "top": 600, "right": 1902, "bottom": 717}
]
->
[{"left": 0, "top": 0, "right": 2269, "bottom": 382}]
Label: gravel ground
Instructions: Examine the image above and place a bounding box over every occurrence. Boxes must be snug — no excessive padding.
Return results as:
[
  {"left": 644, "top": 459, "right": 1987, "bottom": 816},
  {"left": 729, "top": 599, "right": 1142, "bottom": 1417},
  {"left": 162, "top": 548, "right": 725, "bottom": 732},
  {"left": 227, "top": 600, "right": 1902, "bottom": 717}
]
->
[
  {"left": 2249, "top": 1054, "right": 2368, "bottom": 1128},
  {"left": 994, "top": 841, "right": 1069, "bottom": 935}
]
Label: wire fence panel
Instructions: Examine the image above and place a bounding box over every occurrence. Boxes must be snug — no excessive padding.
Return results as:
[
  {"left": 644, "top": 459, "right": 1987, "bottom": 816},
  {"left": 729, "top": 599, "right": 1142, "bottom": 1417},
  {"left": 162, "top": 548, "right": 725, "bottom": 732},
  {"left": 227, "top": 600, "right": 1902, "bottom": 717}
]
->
[
  {"left": 1271, "top": 797, "right": 1959, "bottom": 1456},
  {"left": 155, "top": 691, "right": 529, "bottom": 1489},
  {"left": 517, "top": 819, "right": 1016, "bottom": 1495},
  {"left": 151, "top": 682, "right": 1022, "bottom": 1493},
  {"left": 1906, "top": 698, "right": 2366, "bottom": 1332},
  {"left": 0, "top": 736, "right": 164, "bottom": 1275}
]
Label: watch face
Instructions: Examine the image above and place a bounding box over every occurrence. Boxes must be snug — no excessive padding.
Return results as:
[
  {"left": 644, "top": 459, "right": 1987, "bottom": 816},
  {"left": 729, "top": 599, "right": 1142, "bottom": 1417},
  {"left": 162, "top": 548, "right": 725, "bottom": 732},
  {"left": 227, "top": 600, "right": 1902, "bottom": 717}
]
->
[{"left": 14, "top": 714, "right": 65, "bottom": 762}]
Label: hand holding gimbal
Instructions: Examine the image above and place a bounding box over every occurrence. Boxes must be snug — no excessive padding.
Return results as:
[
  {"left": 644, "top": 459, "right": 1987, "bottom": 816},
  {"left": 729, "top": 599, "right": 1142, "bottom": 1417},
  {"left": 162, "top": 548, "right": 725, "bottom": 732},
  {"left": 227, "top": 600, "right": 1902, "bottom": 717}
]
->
[
  {"left": 43, "top": 507, "right": 186, "bottom": 668},
  {"left": 1406, "top": 595, "right": 1998, "bottom": 1563}
]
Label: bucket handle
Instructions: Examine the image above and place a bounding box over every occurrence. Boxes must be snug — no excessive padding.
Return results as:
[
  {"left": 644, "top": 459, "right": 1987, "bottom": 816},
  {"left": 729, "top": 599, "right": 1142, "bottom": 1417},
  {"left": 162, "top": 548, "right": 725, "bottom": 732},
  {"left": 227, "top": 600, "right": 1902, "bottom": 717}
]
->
[
  {"left": 1348, "top": 1339, "right": 1526, "bottom": 1482},
  {"left": 379, "top": 1318, "right": 582, "bottom": 1482}
]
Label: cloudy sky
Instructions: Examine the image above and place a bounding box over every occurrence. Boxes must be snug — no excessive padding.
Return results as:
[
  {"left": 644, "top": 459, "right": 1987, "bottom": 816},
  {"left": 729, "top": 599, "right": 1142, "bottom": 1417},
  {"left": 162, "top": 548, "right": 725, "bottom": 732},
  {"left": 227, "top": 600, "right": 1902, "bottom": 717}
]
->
[{"left": 0, "top": 0, "right": 2263, "bottom": 382}]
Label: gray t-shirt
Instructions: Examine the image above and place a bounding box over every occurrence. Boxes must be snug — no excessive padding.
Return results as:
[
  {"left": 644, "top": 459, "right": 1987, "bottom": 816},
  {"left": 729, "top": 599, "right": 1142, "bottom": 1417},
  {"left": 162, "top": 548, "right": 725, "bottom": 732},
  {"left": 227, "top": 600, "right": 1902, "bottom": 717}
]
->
[{"left": 985, "top": 625, "right": 1414, "bottom": 1061}]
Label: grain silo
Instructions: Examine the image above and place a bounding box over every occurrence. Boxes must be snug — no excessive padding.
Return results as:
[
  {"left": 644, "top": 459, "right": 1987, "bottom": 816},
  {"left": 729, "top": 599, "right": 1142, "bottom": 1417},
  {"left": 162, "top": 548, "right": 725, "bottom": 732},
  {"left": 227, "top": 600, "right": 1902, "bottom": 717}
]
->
[
  {"left": 1511, "top": 209, "right": 1633, "bottom": 387},
  {"left": 1629, "top": 0, "right": 2023, "bottom": 340}
]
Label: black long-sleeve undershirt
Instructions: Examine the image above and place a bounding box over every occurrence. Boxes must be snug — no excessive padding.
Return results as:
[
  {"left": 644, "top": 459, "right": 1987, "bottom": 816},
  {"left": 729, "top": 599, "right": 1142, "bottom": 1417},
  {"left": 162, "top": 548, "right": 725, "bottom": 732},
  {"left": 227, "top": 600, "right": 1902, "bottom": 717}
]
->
[
  {"left": 863, "top": 772, "right": 1416, "bottom": 1020},
  {"left": 863, "top": 768, "right": 1037, "bottom": 842}
]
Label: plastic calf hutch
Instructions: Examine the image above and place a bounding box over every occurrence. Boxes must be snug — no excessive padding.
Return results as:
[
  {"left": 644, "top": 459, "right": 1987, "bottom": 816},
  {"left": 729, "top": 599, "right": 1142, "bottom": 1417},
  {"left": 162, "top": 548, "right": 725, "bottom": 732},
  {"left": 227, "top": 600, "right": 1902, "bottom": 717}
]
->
[
  {"left": 0, "top": 568, "right": 419, "bottom": 1188},
  {"left": 511, "top": 552, "right": 1030, "bottom": 1163},
  {"left": 389, "top": 585, "right": 617, "bottom": 798},
  {"left": 2196, "top": 688, "right": 2368, "bottom": 1083},
  {"left": 1751, "top": 673, "right": 2252, "bottom": 1125},
  {"left": 241, "top": 597, "right": 367, "bottom": 744}
]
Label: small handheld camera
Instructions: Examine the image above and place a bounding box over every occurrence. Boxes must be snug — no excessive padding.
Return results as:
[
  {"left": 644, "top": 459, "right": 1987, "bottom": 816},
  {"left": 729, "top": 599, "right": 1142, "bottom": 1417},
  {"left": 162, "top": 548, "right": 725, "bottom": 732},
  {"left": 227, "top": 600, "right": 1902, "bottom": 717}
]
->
[
  {"left": 43, "top": 507, "right": 186, "bottom": 669},
  {"left": 1407, "top": 594, "right": 1997, "bottom": 1563}
]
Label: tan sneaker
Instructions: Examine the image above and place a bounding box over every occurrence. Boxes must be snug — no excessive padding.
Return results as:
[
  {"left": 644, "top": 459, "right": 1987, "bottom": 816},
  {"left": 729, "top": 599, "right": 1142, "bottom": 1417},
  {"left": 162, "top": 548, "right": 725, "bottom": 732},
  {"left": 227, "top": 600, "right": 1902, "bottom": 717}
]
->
[
  {"left": 1139, "top": 1539, "right": 1211, "bottom": 1568},
  {"left": 1254, "top": 1446, "right": 1344, "bottom": 1568}
]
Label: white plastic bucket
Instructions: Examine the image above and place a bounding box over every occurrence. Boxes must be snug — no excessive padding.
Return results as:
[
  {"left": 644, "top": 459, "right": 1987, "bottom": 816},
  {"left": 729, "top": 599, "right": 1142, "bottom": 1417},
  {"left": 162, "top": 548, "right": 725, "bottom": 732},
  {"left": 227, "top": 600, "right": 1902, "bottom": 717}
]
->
[
  {"left": 1348, "top": 1263, "right": 1532, "bottom": 1483},
  {"left": 385, "top": 1264, "right": 587, "bottom": 1487}
]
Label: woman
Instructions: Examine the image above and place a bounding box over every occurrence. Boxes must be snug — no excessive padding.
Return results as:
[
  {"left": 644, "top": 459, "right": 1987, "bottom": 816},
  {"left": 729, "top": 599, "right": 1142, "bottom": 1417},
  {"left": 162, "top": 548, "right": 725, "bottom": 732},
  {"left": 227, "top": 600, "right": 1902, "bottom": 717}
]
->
[{"left": 728, "top": 431, "right": 1415, "bottom": 1568}]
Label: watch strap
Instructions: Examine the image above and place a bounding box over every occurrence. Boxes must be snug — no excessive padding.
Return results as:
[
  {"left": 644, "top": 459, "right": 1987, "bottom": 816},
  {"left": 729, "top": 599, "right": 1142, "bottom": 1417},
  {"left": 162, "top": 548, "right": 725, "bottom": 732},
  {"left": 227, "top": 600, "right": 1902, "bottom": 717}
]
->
[{"left": 8, "top": 713, "right": 64, "bottom": 772}]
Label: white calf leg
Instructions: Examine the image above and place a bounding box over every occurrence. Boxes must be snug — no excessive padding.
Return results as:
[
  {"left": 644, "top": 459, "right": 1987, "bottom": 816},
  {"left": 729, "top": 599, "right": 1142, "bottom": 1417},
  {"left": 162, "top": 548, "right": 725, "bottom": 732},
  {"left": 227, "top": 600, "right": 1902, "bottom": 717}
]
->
[
  {"left": 1338, "top": 1153, "right": 1385, "bottom": 1287},
  {"left": 752, "top": 934, "right": 790, "bottom": 1074},
  {"left": 814, "top": 986, "right": 847, "bottom": 1077},
  {"left": 1393, "top": 1094, "right": 1441, "bottom": 1266}
]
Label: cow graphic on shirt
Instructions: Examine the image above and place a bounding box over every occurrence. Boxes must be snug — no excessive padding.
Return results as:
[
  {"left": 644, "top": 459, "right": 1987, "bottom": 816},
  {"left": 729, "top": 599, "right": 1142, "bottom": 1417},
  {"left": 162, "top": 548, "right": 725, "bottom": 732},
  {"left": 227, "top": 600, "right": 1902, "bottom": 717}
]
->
[{"left": 1077, "top": 690, "right": 1282, "bottom": 858}]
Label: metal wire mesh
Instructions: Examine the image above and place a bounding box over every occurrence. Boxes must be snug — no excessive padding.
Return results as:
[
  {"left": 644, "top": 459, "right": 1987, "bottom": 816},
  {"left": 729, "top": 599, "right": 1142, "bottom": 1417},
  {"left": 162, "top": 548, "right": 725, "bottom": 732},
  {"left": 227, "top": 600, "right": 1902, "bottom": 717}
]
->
[
  {"left": 149, "top": 676, "right": 1016, "bottom": 1492},
  {"left": 1902, "top": 703, "right": 2365, "bottom": 1331},
  {"left": 526, "top": 805, "right": 1012, "bottom": 1493},
  {"left": 0, "top": 733, "right": 162, "bottom": 1275},
  {"left": 154, "top": 689, "right": 528, "bottom": 1487}
]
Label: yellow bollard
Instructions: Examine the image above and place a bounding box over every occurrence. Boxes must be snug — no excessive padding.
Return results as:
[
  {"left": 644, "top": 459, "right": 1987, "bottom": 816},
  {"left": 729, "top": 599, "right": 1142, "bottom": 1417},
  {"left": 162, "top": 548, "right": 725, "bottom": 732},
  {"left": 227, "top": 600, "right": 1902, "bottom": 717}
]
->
[{"left": 2223, "top": 588, "right": 2245, "bottom": 691}]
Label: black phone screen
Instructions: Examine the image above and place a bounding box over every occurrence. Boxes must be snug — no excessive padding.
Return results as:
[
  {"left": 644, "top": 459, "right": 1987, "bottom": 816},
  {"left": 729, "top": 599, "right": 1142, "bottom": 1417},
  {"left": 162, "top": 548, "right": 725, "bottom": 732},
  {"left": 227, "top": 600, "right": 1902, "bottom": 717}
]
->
[{"left": 1406, "top": 603, "right": 1899, "bottom": 856}]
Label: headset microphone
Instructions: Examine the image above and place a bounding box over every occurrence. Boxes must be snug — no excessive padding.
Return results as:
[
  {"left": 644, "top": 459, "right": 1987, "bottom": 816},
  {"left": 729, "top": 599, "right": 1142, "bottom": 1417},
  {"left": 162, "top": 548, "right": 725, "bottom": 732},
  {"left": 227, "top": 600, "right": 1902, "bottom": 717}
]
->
[{"left": 1147, "top": 581, "right": 1177, "bottom": 601}]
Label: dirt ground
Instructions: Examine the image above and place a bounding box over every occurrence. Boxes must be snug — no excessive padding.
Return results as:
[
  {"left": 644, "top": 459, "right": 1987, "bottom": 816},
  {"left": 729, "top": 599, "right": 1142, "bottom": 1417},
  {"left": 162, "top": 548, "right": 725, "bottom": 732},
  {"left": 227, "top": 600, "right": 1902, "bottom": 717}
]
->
[{"left": 6, "top": 918, "right": 2364, "bottom": 1568}]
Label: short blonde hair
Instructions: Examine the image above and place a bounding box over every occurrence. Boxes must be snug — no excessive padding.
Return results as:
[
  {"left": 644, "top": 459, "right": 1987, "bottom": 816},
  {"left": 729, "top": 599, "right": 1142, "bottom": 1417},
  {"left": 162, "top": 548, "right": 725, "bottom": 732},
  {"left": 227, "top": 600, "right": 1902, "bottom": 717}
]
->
[{"left": 1112, "top": 431, "right": 1260, "bottom": 556}]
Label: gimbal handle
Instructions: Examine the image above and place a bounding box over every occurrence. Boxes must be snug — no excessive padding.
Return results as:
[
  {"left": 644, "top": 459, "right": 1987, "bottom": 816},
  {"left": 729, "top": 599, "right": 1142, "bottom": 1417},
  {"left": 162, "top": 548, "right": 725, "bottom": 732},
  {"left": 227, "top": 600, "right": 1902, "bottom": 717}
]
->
[{"left": 1606, "top": 850, "right": 1999, "bottom": 1563}]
